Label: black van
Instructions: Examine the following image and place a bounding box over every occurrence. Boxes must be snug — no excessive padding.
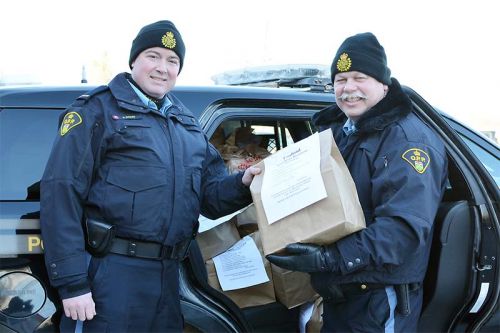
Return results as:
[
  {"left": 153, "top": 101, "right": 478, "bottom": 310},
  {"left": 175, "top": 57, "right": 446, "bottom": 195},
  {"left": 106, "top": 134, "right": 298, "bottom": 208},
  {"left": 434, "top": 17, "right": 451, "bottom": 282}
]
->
[{"left": 1, "top": 82, "right": 499, "bottom": 332}]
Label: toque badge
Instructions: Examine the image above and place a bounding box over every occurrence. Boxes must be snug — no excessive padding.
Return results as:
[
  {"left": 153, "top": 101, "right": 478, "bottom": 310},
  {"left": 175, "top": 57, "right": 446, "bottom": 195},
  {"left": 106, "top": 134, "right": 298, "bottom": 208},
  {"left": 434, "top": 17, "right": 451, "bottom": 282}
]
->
[
  {"left": 161, "top": 31, "right": 176, "bottom": 49},
  {"left": 402, "top": 148, "right": 430, "bottom": 174},
  {"left": 336, "top": 53, "right": 352, "bottom": 72}
]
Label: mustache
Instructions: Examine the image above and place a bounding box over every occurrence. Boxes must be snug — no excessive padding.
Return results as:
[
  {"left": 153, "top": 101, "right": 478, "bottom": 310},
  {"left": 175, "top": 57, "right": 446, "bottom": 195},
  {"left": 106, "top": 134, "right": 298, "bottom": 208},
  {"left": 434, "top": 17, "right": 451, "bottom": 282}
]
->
[{"left": 338, "top": 92, "right": 367, "bottom": 101}]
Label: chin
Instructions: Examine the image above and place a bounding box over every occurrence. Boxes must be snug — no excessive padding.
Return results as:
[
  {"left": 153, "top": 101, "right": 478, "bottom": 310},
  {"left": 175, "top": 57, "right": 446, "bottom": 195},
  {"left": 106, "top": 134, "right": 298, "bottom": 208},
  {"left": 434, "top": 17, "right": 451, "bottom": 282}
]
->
[{"left": 149, "top": 89, "right": 167, "bottom": 99}]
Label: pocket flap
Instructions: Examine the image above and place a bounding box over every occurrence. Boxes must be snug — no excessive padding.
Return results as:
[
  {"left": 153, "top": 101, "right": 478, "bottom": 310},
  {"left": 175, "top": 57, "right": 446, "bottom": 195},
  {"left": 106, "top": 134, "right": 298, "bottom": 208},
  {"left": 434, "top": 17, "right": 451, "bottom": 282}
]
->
[{"left": 106, "top": 166, "right": 168, "bottom": 192}]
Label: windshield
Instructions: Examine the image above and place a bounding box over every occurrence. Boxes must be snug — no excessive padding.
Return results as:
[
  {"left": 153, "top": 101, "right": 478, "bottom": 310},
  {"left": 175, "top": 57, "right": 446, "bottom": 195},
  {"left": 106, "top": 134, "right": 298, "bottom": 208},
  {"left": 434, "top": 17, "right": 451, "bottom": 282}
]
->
[{"left": 459, "top": 135, "right": 500, "bottom": 188}]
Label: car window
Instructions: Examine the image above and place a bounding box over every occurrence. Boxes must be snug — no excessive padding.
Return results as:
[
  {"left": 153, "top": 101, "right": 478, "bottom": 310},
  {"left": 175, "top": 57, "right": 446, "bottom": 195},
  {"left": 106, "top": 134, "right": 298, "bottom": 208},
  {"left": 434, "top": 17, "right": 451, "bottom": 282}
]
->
[
  {"left": 459, "top": 135, "right": 500, "bottom": 187},
  {"left": 199, "top": 116, "right": 315, "bottom": 310},
  {"left": 209, "top": 118, "right": 313, "bottom": 173},
  {"left": 0, "top": 109, "right": 60, "bottom": 200}
]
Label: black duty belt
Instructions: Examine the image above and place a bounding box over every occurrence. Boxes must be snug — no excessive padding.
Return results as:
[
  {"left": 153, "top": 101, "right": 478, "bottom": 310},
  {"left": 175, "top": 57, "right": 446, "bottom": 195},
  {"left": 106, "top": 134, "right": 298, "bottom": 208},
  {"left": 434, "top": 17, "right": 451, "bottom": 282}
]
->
[
  {"left": 338, "top": 283, "right": 386, "bottom": 295},
  {"left": 109, "top": 236, "right": 192, "bottom": 261},
  {"left": 336, "top": 282, "right": 420, "bottom": 297}
]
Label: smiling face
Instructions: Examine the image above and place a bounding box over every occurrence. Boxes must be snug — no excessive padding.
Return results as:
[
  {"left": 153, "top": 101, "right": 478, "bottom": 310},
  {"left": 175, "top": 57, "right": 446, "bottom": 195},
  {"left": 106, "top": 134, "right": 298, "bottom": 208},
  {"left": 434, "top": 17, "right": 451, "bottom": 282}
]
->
[
  {"left": 130, "top": 47, "right": 181, "bottom": 99},
  {"left": 333, "top": 71, "right": 388, "bottom": 122}
]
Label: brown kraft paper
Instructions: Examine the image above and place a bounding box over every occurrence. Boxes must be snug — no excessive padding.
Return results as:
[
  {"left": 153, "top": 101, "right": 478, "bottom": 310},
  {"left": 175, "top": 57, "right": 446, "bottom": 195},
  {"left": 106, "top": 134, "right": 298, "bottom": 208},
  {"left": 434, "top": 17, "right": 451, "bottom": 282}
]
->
[
  {"left": 249, "top": 128, "right": 366, "bottom": 256},
  {"left": 205, "top": 231, "right": 276, "bottom": 309},
  {"left": 197, "top": 217, "right": 241, "bottom": 261},
  {"left": 271, "top": 264, "right": 318, "bottom": 309}
]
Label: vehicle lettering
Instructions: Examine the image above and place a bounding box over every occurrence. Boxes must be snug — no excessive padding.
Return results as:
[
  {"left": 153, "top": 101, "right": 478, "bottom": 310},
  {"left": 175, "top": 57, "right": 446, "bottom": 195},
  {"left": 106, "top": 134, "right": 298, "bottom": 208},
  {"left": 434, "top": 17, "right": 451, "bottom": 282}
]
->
[{"left": 28, "top": 235, "right": 44, "bottom": 252}]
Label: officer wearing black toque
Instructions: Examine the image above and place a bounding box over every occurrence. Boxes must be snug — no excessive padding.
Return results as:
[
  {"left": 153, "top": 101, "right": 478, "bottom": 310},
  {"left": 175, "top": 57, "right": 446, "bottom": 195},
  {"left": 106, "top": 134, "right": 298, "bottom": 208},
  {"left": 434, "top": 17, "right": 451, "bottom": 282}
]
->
[
  {"left": 40, "top": 20, "right": 260, "bottom": 332},
  {"left": 267, "top": 33, "right": 448, "bottom": 332}
]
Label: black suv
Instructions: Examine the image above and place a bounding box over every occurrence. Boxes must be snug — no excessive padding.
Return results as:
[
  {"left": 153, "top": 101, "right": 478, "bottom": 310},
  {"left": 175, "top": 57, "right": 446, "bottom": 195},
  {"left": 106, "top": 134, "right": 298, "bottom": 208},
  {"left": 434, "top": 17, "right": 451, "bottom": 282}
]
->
[{"left": 1, "top": 82, "right": 499, "bottom": 332}]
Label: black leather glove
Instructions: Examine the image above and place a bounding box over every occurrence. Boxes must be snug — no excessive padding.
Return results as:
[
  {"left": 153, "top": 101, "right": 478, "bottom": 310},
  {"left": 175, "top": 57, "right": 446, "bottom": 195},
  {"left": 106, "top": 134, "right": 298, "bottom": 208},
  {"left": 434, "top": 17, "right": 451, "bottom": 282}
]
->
[{"left": 266, "top": 243, "right": 339, "bottom": 273}]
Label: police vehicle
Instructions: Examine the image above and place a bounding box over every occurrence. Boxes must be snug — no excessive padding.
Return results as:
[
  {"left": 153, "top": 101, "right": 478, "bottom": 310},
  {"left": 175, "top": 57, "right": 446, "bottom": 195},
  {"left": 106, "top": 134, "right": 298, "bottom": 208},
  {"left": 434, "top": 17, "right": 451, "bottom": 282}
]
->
[{"left": 1, "top": 66, "right": 499, "bottom": 332}]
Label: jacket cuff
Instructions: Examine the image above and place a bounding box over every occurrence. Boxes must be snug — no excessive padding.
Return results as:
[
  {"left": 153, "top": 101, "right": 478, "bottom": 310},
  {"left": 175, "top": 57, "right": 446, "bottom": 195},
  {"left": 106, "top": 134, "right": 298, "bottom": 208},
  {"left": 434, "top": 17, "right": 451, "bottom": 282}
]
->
[
  {"left": 336, "top": 236, "right": 369, "bottom": 275},
  {"left": 57, "top": 278, "right": 91, "bottom": 300},
  {"left": 231, "top": 171, "right": 252, "bottom": 200},
  {"left": 324, "top": 244, "right": 341, "bottom": 272},
  {"left": 47, "top": 253, "right": 88, "bottom": 284}
]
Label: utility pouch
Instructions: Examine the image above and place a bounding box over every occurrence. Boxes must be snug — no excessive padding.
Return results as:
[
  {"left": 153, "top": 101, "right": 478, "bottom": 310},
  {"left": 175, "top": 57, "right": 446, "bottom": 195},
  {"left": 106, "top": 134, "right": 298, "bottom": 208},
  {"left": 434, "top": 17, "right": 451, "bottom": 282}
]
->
[
  {"left": 395, "top": 284, "right": 411, "bottom": 316},
  {"left": 85, "top": 218, "right": 116, "bottom": 257}
]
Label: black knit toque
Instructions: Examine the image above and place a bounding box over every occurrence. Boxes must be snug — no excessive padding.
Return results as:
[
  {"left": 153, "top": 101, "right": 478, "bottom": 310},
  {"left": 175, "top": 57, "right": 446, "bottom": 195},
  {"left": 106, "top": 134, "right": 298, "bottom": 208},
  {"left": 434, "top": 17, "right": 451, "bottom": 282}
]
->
[
  {"left": 331, "top": 32, "right": 391, "bottom": 85},
  {"left": 129, "top": 20, "right": 185, "bottom": 73}
]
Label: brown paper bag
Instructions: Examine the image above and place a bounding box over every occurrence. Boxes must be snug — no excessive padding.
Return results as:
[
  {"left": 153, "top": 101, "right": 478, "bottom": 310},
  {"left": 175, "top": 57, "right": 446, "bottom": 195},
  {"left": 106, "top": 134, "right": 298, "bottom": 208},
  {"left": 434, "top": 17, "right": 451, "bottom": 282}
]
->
[
  {"left": 197, "top": 217, "right": 241, "bottom": 261},
  {"left": 249, "top": 129, "right": 365, "bottom": 255},
  {"left": 205, "top": 232, "right": 276, "bottom": 308},
  {"left": 235, "top": 204, "right": 259, "bottom": 237},
  {"left": 306, "top": 297, "right": 324, "bottom": 333},
  {"left": 206, "top": 258, "right": 276, "bottom": 308},
  {"left": 271, "top": 264, "right": 318, "bottom": 309}
]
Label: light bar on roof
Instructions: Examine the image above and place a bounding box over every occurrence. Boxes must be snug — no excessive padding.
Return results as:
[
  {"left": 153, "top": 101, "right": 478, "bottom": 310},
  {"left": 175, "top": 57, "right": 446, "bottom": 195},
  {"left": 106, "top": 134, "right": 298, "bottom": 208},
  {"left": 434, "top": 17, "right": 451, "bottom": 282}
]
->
[{"left": 211, "top": 64, "right": 330, "bottom": 86}]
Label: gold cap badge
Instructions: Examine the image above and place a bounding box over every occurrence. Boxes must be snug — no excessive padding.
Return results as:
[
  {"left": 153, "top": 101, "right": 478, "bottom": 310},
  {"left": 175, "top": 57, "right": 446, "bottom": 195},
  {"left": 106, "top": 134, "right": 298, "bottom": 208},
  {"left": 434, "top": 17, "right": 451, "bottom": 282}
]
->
[
  {"left": 161, "top": 31, "right": 176, "bottom": 49},
  {"left": 402, "top": 148, "right": 430, "bottom": 174},
  {"left": 60, "top": 111, "right": 83, "bottom": 136},
  {"left": 336, "top": 53, "right": 352, "bottom": 72}
]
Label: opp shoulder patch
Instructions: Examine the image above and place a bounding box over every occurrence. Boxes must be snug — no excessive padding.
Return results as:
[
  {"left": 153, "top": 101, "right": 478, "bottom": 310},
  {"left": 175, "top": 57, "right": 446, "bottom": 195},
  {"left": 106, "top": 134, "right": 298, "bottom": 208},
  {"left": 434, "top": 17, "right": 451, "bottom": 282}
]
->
[
  {"left": 402, "top": 148, "right": 430, "bottom": 174},
  {"left": 60, "top": 111, "right": 83, "bottom": 136}
]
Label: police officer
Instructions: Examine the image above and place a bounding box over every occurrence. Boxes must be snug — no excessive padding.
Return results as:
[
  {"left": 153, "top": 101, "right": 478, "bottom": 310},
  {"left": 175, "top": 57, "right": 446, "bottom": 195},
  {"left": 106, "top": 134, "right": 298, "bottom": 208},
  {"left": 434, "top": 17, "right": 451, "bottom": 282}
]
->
[
  {"left": 267, "top": 33, "right": 448, "bottom": 332},
  {"left": 40, "top": 20, "right": 259, "bottom": 332}
]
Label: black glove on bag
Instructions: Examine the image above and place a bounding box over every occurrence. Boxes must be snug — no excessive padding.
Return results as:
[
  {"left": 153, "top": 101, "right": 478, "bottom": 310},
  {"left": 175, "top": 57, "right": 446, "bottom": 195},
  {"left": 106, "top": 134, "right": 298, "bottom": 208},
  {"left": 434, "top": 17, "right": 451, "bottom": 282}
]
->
[{"left": 266, "top": 243, "right": 339, "bottom": 273}]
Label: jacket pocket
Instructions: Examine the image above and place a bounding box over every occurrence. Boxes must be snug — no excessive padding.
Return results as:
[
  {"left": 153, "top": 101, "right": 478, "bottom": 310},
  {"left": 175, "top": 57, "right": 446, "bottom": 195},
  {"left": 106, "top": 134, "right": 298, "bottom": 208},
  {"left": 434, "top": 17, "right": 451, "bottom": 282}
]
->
[
  {"left": 104, "top": 165, "right": 170, "bottom": 234},
  {"left": 116, "top": 121, "right": 151, "bottom": 142}
]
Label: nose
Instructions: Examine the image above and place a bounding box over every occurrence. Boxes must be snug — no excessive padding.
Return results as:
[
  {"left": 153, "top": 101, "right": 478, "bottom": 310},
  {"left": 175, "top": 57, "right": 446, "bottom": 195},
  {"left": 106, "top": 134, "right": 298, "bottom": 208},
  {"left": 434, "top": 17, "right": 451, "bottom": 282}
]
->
[
  {"left": 156, "top": 60, "right": 168, "bottom": 74},
  {"left": 343, "top": 78, "right": 356, "bottom": 92}
]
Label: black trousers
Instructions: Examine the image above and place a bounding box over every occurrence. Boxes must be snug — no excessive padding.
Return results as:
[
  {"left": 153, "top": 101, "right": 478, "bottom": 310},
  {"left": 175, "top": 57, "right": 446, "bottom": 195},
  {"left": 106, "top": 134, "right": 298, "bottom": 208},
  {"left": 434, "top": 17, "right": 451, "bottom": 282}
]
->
[
  {"left": 60, "top": 253, "right": 182, "bottom": 333},
  {"left": 321, "top": 286, "right": 423, "bottom": 333}
]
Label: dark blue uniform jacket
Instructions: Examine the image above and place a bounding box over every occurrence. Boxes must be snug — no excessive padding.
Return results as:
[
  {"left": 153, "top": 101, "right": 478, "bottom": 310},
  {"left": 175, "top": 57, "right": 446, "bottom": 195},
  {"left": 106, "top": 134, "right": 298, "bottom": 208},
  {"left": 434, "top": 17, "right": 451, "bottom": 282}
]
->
[
  {"left": 40, "top": 73, "right": 252, "bottom": 298},
  {"left": 310, "top": 78, "right": 448, "bottom": 288}
]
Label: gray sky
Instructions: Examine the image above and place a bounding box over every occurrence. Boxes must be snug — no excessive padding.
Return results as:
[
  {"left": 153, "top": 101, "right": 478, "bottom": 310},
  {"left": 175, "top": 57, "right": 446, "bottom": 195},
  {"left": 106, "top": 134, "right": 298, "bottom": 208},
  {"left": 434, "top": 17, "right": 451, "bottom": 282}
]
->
[{"left": 1, "top": 0, "right": 498, "bottom": 137}]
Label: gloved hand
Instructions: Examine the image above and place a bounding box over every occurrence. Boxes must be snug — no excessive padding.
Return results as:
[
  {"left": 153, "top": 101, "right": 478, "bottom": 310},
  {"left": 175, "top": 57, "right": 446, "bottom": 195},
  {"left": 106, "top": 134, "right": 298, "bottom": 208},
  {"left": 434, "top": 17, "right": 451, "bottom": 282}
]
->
[{"left": 266, "top": 243, "right": 339, "bottom": 273}]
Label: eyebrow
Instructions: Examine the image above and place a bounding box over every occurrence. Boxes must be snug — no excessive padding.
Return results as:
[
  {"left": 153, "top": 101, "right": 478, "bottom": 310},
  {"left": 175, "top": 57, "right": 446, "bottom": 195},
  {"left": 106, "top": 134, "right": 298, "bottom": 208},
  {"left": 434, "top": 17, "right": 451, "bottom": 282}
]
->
[
  {"left": 144, "top": 50, "right": 161, "bottom": 56},
  {"left": 145, "top": 50, "right": 179, "bottom": 60}
]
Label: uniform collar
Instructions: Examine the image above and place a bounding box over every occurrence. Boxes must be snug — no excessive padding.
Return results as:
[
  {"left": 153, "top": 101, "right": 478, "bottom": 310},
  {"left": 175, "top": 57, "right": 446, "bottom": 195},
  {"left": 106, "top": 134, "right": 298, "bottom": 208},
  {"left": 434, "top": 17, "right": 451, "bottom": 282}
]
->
[
  {"left": 127, "top": 81, "right": 172, "bottom": 115},
  {"left": 312, "top": 78, "right": 412, "bottom": 135},
  {"left": 343, "top": 118, "right": 357, "bottom": 136},
  {"left": 108, "top": 72, "right": 169, "bottom": 114}
]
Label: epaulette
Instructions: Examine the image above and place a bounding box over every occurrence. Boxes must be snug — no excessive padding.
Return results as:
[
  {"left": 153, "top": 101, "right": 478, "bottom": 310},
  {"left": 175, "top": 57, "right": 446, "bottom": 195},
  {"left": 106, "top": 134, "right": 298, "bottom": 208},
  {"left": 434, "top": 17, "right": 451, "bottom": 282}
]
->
[
  {"left": 58, "top": 85, "right": 110, "bottom": 128},
  {"left": 72, "top": 85, "right": 109, "bottom": 107}
]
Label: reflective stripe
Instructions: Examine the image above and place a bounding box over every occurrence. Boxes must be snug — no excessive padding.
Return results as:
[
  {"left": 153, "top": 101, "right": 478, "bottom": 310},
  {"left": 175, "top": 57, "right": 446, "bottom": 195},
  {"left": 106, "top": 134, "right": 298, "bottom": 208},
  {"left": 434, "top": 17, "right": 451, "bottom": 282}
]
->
[
  {"left": 384, "top": 286, "right": 397, "bottom": 333},
  {"left": 75, "top": 320, "right": 83, "bottom": 333},
  {"left": 70, "top": 254, "right": 92, "bottom": 333}
]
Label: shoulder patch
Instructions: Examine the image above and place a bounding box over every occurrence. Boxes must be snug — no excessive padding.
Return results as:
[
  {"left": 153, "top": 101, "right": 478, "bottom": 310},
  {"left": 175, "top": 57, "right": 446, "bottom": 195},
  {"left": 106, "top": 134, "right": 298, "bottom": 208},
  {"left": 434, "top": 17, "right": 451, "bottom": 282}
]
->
[
  {"left": 402, "top": 148, "right": 430, "bottom": 174},
  {"left": 60, "top": 111, "right": 83, "bottom": 136}
]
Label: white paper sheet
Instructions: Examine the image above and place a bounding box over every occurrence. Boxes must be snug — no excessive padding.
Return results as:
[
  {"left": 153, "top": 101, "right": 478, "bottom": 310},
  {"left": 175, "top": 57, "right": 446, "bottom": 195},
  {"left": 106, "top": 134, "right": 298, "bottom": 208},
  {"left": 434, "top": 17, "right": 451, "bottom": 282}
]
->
[
  {"left": 213, "top": 235, "right": 269, "bottom": 291},
  {"left": 198, "top": 205, "right": 251, "bottom": 233},
  {"left": 261, "top": 132, "right": 327, "bottom": 224}
]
